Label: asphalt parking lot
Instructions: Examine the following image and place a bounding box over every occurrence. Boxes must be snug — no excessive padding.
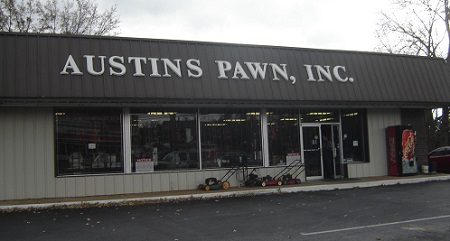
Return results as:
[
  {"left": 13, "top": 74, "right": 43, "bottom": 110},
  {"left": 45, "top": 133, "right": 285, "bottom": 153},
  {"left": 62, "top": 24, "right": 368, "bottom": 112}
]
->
[{"left": 1, "top": 179, "right": 450, "bottom": 241}]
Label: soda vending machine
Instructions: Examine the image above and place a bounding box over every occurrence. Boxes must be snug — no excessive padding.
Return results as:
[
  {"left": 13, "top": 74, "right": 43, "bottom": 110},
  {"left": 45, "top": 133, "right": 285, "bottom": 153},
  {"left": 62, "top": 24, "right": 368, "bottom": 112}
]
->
[{"left": 386, "top": 125, "right": 418, "bottom": 176}]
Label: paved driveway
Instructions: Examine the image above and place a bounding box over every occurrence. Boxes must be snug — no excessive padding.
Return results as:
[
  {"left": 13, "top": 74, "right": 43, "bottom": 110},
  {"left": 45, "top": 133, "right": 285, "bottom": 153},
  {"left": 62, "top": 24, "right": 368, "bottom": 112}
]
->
[{"left": 1, "top": 180, "right": 450, "bottom": 241}]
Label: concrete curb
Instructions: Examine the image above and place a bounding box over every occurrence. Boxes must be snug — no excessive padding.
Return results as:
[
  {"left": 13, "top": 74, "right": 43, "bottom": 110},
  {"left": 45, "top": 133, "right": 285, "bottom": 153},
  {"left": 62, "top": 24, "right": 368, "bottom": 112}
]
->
[{"left": 2, "top": 175, "right": 450, "bottom": 211}]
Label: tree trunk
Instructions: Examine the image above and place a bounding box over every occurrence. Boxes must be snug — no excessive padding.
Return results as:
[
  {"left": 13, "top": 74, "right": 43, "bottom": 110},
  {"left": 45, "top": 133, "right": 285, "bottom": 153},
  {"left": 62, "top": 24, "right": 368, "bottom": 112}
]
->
[
  {"left": 443, "top": 0, "right": 450, "bottom": 146},
  {"left": 442, "top": 107, "right": 449, "bottom": 146}
]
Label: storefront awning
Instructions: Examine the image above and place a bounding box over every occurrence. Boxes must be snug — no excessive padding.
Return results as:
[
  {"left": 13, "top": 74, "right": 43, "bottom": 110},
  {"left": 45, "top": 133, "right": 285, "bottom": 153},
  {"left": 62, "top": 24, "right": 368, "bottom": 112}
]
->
[{"left": 1, "top": 33, "right": 450, "bottom": 108}]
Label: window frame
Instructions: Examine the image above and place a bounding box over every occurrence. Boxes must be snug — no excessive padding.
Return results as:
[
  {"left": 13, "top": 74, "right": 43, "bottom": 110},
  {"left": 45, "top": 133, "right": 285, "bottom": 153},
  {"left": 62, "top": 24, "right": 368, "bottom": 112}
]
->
[
  {"left": 54, "top": 108, "right": 124, "bottom": 176},
  {"left": 54, "top": 107, "right": 371, "bottom": 176}
]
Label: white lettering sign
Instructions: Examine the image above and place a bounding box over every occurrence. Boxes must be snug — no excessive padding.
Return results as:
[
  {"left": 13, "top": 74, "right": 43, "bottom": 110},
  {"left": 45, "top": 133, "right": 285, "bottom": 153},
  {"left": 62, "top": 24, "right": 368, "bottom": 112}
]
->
[
  {"left": 109, "top": 56, "right": 126, "bottom": 76},
  {"left": 304, "top": 64, "right": 354, "bottom": 83},
  {"left": 60, "top": 55, "right": 355, "bottom": 85},
  {"left": 60, "top": 55, "right": 82, "bottom": 75},
  {"left": 215, "top": 60, "right": 294, "bottom": 83}
]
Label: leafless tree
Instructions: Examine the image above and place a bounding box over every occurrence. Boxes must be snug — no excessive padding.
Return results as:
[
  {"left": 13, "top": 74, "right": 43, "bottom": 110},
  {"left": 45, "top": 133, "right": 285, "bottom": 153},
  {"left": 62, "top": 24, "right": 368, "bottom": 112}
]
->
[
  {"left": 376, "top": 0, "right": 450, "bottom": 148},
  {"left": 376, "top": 0, "right": 447, "bottom": 57},
  {"left": 0, "top": 0, "right": 120, "bottom": 35}
]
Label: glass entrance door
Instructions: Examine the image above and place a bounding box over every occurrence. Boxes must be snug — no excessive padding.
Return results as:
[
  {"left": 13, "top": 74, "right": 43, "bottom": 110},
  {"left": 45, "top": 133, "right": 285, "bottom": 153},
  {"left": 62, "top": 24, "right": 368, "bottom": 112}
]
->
[
  {"left": 330, "top": 124, "right": 343, "bottom": 178},
  {"left": 302, "top": 124, "right": 343, "bottom": 179},
  {"left": 302, "top": 126, "right": 322, "bottom": 178},
  {"left": 321, "top": 124, "right": 343, "bottom": 179}
]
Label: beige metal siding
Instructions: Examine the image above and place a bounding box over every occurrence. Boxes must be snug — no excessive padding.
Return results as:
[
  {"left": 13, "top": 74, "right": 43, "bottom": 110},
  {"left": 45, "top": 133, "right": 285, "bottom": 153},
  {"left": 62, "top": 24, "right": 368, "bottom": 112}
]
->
[
  {"left": 0, "top": 106, "right": 396, "bottom": 200},
  {"left": 0, "top": 108, "right": 54, "bottom": 200},
  {"left": 51, "top": 167, "right": 294, "bottom": 198},
  {"left": 0, "top": 108, "right": 303, "bottom": 200},
  {"left": 347, "top": 108, "right": 401, "bottom": 178}
]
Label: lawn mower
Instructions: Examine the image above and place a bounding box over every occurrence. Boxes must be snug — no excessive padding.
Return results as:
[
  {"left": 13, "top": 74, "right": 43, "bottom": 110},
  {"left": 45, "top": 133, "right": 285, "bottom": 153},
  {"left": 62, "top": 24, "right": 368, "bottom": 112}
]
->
[
  {"left": 244, "top": 168, "right": 263, "bottom": 187},
  {"left": 198, "top": 177, "right": 230, "bottom": 191},
  {"left": 260, "top": 159, "right": 304, "bottom": 187},
  {"left": 198, "top": 155, "right": 247, "bottom": 191},
  {"left": 261, "top": 175, "right": 283, "bottom": 187},
  {"left": 281, "top": 160, "right": 305, "bottom": 185}
]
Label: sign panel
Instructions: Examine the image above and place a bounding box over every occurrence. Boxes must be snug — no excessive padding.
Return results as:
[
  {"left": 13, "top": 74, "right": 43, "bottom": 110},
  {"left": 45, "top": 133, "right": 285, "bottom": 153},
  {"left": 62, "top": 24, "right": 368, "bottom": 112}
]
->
[{"left": 2, "top": 33, "right": 450, "bottom": 105}]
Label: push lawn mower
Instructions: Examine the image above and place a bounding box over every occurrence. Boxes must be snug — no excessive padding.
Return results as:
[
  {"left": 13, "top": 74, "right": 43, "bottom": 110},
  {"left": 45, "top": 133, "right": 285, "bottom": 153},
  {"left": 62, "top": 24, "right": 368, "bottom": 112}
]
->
[
  {"left": 198, "top": 155, "right": 247, "bottom": 191},
  {"left": 260, "top": 159, "right": 304, "bottom": 187},
  {"left": 261, "top": 175, "right": 283, "bottom": 187},
  {"left": 244, "top": 169, "right": 263, "bottom": 187},
  {"left": 280, "top": 160, "right": 305, "bottom": 185},
  {"left": 198, "top": 177, "right": 230, "bottom": 191}
]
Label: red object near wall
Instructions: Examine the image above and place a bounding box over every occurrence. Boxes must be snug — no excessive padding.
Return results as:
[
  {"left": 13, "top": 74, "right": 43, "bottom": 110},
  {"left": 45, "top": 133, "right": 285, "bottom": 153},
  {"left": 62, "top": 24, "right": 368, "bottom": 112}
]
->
[
  {"left": 386, "top": 126, "right": 417, "bottom": 176},
  {"left": 386, "top": 126, "right": 398, "bottom": 176}
]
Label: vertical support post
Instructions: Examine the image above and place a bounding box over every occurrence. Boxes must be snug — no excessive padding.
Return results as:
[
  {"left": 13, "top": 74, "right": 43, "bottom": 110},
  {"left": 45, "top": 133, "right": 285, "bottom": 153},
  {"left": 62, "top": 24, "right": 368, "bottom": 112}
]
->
[
  {"left": 261, "top": 109, "right": 270, "bottom": 167},
  {"left": 122, "top": 108, "right": 131, "bottom": 173}
]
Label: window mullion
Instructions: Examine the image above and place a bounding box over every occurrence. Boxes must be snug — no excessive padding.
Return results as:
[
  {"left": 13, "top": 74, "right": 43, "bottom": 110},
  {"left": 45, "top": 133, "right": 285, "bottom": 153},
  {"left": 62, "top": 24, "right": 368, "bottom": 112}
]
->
[{"left": 123, "top": 108, "right": 131, "bottom": 173}]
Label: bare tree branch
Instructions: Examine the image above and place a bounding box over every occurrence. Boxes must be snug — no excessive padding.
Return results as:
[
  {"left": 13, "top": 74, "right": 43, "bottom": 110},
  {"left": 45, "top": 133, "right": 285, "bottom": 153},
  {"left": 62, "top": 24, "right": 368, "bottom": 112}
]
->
[
  {"left": 376, "top": 0, "right": 446, "bottom": 58},
  {"left": 0, "top": 0, "right": 120, "bottom": 36},
  {"left": 377, "top": 0, "right": 450, "bottom": 148}
]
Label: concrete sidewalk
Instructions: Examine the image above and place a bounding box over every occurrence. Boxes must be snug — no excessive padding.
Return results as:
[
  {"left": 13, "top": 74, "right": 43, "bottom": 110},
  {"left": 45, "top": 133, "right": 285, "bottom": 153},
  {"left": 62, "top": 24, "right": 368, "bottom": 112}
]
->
[{"left": 1, "top": 174, "right": 450, "bottom": 212}]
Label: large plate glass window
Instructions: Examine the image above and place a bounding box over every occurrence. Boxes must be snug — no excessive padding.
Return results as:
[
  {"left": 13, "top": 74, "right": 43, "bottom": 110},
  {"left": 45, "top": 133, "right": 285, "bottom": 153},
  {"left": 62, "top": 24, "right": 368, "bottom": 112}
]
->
[
  {"left": 55, "top": 108, "right": 123, "bottom": 175},
  {"left": 267, "top": 109, "right": 301, "bottom": 166},
  {"left": 200, "top": 109, "right": 262, "bottom": 168},
  {"left": 341, "top": 109, "right": 369, "bottom": 162},
  {"left": 130, "top": 109, "right": 198, "bottom": 172}
]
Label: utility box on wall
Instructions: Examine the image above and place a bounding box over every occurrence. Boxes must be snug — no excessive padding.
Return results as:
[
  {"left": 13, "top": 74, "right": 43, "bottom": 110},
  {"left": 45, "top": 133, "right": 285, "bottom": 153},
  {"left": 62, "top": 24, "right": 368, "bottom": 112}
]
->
[{"left": 386, "top": 125, "right": 418, "bottom": 176}]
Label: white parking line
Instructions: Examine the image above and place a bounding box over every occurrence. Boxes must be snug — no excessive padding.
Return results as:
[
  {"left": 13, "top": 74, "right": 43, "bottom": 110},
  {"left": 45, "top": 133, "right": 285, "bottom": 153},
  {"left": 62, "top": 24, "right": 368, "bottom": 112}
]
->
[{"left": 300, "top": 214, "right": 450, "bottom": 236}]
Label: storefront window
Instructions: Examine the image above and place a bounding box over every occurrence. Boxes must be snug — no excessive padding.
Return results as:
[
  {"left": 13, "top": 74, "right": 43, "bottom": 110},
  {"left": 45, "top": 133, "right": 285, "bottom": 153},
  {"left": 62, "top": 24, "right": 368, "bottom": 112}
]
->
[
  {"left": 55, "top": 108, "right": 123, "bottom": 175},
  {"left": 131, "top": 109, "right": 198, "bottom": 172},
  {"left": 200, "top": 109, "right": 262, "bottom": 168},
  {"left": 54, "top": 107, "right": 369, "bottom": 175},
  {"left": 341, "top": 110, "right": 369, "bottom": 162},
  {"left": 267, "top": 110, "right": 301, "bottom": 166}
]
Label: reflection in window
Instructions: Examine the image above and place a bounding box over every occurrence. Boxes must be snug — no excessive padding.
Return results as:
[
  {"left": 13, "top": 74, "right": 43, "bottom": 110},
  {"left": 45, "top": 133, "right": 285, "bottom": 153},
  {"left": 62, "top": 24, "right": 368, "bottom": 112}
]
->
[
  {"left": 200, "top": 109, "right": 262, "bottom": 168},
  {"left": 55, "top": 108, "right": 123, "bottom": 175},
  {"left": 131, "top": 109, "right": 198, "bottom": 172},
  {"left": 300, "top": 110, "right": 339, "bottom": 123},
  {"left": 341, "top": 110, "right": 369, "bottom": 162},
  {"left": 267, "top": 110, "right": 301, "bottom": 166}
]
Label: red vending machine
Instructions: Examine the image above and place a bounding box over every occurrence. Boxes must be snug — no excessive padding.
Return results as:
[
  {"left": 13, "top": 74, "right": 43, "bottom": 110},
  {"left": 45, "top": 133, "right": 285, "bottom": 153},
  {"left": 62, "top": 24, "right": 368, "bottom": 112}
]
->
[{"left": 386, "top": 125, "right": 417, "bottom": 176}]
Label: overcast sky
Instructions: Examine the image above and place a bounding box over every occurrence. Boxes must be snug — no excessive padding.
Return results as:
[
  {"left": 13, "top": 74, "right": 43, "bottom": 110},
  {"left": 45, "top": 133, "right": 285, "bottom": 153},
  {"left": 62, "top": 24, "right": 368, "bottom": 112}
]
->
[{"left": 97, "top": 0, "right": 391, "bottom": 52}]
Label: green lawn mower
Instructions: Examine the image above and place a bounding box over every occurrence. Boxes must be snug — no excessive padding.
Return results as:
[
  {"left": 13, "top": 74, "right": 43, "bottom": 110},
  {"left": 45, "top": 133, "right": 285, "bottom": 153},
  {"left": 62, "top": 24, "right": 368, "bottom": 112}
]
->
[{"left": 198, "top": 155, "right": 247, "bottom": 191}]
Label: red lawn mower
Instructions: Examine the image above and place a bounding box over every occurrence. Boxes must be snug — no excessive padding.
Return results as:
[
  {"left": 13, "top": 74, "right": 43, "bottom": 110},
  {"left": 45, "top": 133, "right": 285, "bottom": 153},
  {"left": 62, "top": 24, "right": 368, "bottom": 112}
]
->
[{"left": 261, "top": 159, "right": 304, "bottom": 187}]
